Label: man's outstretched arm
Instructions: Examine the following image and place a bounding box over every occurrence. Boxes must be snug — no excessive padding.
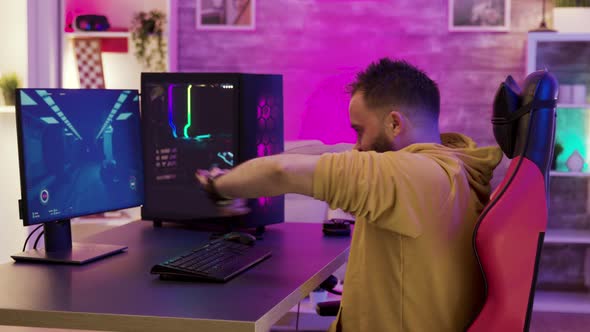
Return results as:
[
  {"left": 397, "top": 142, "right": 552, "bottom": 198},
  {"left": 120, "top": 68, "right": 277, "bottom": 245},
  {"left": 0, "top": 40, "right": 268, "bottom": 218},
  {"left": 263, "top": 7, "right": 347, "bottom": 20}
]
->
[{"left": 197, "top": 154, "right": 321, "bottom": 199}]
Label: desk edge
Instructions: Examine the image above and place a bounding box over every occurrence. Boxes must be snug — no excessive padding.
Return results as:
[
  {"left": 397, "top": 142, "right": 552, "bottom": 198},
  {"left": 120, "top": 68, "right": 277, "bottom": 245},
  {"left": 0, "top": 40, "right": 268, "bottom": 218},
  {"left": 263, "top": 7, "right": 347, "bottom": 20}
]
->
[{"left": 0, "top": 308, "right": 255, "bottom": 332}]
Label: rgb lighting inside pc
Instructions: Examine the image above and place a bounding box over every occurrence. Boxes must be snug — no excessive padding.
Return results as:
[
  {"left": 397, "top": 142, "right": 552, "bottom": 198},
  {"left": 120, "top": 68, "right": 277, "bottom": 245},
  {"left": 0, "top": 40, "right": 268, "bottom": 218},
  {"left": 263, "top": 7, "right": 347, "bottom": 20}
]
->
[
  {"left": 142, "top": 81, "right": 239, "bottom": 220},
  {"left": 147, "top": 83, "right": 236, "bottom": 177}
]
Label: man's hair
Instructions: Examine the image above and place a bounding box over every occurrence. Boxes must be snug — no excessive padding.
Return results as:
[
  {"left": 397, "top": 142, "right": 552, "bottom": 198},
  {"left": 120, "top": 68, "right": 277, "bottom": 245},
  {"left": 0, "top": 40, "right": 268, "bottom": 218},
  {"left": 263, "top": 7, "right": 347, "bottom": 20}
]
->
[{"left": 349, "top": 58, "right": 440, "bottom": 120}]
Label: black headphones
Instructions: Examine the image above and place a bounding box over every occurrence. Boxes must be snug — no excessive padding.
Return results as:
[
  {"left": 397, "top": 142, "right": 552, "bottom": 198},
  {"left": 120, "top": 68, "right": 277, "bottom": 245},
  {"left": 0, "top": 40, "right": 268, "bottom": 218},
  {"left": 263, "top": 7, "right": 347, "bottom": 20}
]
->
[{"left": 491, "top": 75, "right": 556, "bottom": 159}]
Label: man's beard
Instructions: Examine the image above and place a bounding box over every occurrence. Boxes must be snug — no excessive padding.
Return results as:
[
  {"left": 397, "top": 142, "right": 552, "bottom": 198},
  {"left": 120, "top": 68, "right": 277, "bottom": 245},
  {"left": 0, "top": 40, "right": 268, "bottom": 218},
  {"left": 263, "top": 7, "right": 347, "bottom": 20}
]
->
[{"left": 370, "top": 131, "right": 393, "bottom": 153}]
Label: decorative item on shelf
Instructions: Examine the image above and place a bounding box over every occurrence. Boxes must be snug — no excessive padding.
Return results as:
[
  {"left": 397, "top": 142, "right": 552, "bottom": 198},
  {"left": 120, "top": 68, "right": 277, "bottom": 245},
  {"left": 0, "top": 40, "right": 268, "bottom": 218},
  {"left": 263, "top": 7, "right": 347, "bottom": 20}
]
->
[
  {"left": 0, "top": 73, "right": 21, "bottom": 106},
  {"left": 554, "top": 0, "right": 590, "bottom": 33},
  {"left": 74, "top": 15, "right": 111, "bottom": 32},
  {"left": 559, "top": 84, "right": 573, "bottom": 104},
  {"left": 64, "top": 12, "right": 75, "bottom": 32},
  {"left": 448, "top": 0, "right": 510, "bottom": 31},
  {"left": 73, "top": 39, "right": 106, "bottom": 89},
  {"left": 130, "top": 10, "right": 167, "bottom": 72},
  {"left": 566, "top": 149, "right": 585, "bottom": 172},
  {"left": 552, "top": 142, "right": 564, "bottom": 170},
  {"left": 572, "top": 84, "right": 587, "bottom": 105},
  {"left": 196, "top": 0, "right": 256, "bottom": 30},
  {"left": 529, "top": 0, "right": 556, "bottom": 32}
]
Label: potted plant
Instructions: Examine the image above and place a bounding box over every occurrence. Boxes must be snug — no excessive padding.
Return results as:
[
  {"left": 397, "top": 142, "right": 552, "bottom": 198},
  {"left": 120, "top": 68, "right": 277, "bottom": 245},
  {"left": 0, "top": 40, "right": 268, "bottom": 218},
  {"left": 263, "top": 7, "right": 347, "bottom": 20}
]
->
[
  {"left": 130, "top": 10, "right": 167, "bottom": 71},
  {"left": 0, "top": 73, "right": 21, "bottom": 106},
  {"left": 552, "top": 142, "right": 564, "bottom": 170}
]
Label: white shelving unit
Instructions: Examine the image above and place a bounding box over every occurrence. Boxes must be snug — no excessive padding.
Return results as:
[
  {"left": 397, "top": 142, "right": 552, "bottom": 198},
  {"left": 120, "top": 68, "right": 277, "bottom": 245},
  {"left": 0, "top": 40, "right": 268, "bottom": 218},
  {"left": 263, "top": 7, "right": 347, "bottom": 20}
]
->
[
  {"left": 528, "top": 32, "right": 590, "bottom": 175},
  {"left": 544, "top": 229, "right": 590, "bottom": 244},
  {"left": 527, "top": 32, "right": 590, "bottom": 299},
  {"left": 64, "top": 31, "right": 131, "bottom": 39},
  {"left": 558, "top": 104, "right": 590, "bottom": 109},
  {"left": 60, "top": 0, "right": 178, "bottom": 90},
  {"left": 550, "top": 171, "right": 590, "bottom": 177},
  {"left": 527, "top": 32, "right": 590, "bottom": 74},
  {"left": 0, "top": 106, "right": 15, "bottom": 114}
]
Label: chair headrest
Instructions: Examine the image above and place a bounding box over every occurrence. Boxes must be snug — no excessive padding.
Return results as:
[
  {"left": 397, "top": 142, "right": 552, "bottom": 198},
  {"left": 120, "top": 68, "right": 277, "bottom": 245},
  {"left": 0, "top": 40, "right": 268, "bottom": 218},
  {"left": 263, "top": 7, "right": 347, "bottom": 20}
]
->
[{"left": 491, "top": 70, "right": 558, "bottom": 165}]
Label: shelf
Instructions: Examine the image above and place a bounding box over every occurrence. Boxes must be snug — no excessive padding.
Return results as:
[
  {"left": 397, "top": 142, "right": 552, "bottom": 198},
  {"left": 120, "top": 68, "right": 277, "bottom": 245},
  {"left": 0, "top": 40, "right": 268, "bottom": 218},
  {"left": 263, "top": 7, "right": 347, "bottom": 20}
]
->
[
  {"left": 544, "top": 229, "right": 590, "bottom": 244},
  {"left": 528, "top": 32, "right": 590, "bottom": 42},
  {"left": 65, "top": 31, "right": 130, "bottom": 39},
  {"left": 0, "top": 106, "right": 15, "bottom": 114},
  {"left": 557, "top": 104, "right": 590, "bottom": 109},
  {"left": 550, "top": 171, "right": 590, "bottom": 177},
  {"left": 534, "top": 290, "right": 590, "bottom": 314}
]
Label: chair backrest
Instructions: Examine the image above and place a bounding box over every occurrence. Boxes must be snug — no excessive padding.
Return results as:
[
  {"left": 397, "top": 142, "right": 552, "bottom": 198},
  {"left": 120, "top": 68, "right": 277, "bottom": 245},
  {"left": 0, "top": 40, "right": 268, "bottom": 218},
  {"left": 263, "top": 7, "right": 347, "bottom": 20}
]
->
[{"left": 467, "top": 70, "right": 558, "bottom": 332}]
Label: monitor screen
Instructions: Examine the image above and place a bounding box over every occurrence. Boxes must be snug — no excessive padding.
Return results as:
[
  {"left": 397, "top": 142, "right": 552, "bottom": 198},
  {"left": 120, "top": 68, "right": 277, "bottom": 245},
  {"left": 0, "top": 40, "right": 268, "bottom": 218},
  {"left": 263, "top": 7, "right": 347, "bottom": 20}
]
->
[
  {"left": 16, "top": 89, "right": 144, "bottom": 225},
  {"left": 141, "top": 79, "right": 238, "bottom": 220}
]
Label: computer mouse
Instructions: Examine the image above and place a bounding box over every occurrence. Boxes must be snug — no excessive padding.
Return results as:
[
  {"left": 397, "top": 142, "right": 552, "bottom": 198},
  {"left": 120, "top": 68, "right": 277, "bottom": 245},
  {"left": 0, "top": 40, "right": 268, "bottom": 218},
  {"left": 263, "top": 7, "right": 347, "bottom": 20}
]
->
[{"left": 223, "top": 232, "right": 257, "bottom": 245}]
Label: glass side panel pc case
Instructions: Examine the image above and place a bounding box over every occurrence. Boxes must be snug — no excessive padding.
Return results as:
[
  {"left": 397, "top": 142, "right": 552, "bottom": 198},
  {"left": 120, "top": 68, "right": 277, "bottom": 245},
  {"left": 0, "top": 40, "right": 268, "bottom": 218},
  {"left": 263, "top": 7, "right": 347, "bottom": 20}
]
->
[
  {"left": 140, "top": 73, "right": 284, "bottom": 230},
  {"left": 16, "top": 89, "right": 144, "bottom": 226}
]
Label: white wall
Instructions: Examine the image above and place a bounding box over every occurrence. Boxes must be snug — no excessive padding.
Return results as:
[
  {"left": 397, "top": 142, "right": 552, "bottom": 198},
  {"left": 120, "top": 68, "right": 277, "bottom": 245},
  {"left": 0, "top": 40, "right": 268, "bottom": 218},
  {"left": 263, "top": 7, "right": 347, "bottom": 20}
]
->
[
  {"left": 0, "top": 1, "right": 28, "bottom": 262},
  {"left": 27, "top": 0, "right": 61, "bottom": 89},
  {"left": 0, "top": 0, "right": 28, "bottom": 100},
  {"left": 0, "top": 113, "right": 29, "bottom": 263}
]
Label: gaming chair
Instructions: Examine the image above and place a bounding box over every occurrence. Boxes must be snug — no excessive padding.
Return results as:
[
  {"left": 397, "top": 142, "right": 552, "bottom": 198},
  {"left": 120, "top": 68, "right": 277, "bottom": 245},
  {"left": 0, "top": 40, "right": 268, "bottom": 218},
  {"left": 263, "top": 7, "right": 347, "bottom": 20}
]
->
[
  {"left": 316, "top": 70, "right": 559, "bottom": 332},
  {"left": 467, "top": 70, "right": 558, "bottom": 331}
]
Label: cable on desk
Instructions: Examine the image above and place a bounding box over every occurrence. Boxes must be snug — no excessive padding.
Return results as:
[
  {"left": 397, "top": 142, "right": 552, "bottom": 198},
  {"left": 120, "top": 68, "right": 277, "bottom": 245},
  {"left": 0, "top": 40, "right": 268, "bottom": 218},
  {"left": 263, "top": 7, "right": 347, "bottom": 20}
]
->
[
  {"left": 296, "top": 301, "right": 301, "bottom": 331},
  {"left": 22, "top": 224, "right": 44, "bottom": 251},
  {"left": 33, "top": 231, "right": 45, "bottom": 250}
]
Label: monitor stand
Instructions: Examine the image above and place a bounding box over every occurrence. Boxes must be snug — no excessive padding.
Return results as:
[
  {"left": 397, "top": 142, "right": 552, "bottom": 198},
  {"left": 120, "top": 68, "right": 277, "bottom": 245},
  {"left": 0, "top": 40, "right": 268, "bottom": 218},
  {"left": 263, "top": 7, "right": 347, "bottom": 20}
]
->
[{"left": 11, "top": 219, "right": 127, "bottom": 265}]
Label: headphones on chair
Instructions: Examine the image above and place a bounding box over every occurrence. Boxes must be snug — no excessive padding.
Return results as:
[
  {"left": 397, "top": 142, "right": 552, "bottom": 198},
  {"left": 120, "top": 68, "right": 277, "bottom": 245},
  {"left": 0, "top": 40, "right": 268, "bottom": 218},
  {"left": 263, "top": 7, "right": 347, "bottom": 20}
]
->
[{"left": 491, "top": 73, "right": 557, "bottom": 159}]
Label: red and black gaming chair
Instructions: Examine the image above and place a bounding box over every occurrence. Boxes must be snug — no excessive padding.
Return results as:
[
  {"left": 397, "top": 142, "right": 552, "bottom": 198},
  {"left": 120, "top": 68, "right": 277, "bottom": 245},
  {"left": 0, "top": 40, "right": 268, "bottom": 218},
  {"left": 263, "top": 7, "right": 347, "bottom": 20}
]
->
[
  {"left": 467, "top": 69, "right": 558, "bottom": 331},
  {"left": 316, "top": 70, "right": 559, "bottom": 332}
]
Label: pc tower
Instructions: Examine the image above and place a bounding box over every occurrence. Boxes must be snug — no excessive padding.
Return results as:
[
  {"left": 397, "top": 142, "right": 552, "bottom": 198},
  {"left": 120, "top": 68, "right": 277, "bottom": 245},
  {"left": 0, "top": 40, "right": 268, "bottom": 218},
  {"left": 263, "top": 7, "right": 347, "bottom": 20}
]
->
[{"left": 140, "top": 73, "right": 284, "bottom": 231}]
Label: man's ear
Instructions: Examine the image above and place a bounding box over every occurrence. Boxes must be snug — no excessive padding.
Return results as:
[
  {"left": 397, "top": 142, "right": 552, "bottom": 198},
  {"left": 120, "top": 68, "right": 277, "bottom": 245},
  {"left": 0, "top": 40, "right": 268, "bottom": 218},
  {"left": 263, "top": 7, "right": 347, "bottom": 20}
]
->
[{"left": 388, "top": 111, "right": 404, "bottom": 137}]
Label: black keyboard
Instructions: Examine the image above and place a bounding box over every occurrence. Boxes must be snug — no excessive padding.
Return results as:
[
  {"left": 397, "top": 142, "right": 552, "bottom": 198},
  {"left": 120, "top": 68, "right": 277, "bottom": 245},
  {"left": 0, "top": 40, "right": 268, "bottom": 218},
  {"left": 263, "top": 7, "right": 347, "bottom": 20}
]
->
[{"left": 150, "top": 238, "right": 272, "bottom": 282}]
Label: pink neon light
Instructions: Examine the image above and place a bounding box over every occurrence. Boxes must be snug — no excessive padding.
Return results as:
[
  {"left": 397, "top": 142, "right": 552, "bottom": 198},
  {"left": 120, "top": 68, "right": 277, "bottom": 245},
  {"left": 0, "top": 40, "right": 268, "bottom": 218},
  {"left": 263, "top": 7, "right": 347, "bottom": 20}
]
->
[
  {"left": 257, "top": 143, "right": 266, "bottom": 157},
  {"left": 258, "top": 197, "right": 270, "bottom": 207}
]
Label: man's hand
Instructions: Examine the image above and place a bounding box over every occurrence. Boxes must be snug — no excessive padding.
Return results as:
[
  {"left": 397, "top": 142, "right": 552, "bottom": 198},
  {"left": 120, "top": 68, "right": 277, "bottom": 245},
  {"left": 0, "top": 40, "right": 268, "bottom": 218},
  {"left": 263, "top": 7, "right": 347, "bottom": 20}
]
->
[
  {"left": 195, "top": 167, "right": 228, "bottom": 186},
  {"left": 195, "top": 154, "right": 319, "bottom": 199},
  {"left": 195, "top": 167, "right": 251, "bottom": 216}
]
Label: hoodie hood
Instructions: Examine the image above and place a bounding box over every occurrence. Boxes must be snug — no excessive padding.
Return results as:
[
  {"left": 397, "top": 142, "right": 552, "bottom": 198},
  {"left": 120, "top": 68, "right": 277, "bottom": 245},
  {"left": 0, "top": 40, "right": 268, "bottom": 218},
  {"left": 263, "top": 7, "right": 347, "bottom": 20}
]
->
[{"left": 403, "top": 133, "right": 504, "bottom": 206}]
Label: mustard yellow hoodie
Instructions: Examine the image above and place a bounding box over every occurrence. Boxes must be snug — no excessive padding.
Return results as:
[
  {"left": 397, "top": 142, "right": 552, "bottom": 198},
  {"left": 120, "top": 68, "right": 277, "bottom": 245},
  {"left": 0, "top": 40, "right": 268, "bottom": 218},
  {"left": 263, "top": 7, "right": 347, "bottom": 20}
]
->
[{"left": 312, "top": 133, "right": 503, "bottom": 332}]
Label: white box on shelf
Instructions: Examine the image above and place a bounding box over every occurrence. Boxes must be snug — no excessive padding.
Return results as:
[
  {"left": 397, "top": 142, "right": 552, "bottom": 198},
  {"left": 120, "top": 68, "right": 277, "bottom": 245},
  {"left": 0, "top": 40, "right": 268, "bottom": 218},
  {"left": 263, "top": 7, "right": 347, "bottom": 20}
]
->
[
  {"left": 554, "top": 8, "right": 590, "bottom": 33},
  {"left": 560, "top": 84, "right": 573, "bottom": 104},
  {"left": 572, "top": 84, "right": 587, "bottom": 105}
]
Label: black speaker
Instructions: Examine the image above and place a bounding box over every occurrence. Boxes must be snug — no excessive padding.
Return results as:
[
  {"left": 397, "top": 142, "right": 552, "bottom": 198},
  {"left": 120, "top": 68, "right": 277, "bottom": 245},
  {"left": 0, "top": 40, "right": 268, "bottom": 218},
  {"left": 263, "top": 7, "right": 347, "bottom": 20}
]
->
[{"left": 75, "top": 15, "right": 110, "bottom": 31}]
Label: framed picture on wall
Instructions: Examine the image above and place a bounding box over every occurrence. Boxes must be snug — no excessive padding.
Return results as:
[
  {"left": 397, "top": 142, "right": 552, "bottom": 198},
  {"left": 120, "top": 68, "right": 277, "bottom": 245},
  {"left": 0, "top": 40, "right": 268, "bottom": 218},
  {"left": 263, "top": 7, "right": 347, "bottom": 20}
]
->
[
  {"left": 196, "top": 0, "right": 255, "bottom": 30},
  {"left": 449, "top": 0, "right": 510, "bottom": 32}
]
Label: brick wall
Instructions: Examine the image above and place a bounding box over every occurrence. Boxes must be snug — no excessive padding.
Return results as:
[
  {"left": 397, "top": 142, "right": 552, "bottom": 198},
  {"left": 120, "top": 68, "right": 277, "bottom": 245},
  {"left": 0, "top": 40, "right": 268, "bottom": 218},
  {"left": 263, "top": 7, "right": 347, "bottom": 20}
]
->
[{"left": 176, "top": 0, "right": 547, "bottom": 148}]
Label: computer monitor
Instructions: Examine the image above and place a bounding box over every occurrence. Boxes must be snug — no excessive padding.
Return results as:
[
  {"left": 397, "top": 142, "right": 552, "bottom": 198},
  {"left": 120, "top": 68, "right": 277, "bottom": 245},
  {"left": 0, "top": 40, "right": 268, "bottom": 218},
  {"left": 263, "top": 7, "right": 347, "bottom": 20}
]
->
[
  {"left": 12, "top": 89, "right": 143, "bottom": 264},
  {"left": 141, "top": 73, "right": 284, "bottom": 232}
]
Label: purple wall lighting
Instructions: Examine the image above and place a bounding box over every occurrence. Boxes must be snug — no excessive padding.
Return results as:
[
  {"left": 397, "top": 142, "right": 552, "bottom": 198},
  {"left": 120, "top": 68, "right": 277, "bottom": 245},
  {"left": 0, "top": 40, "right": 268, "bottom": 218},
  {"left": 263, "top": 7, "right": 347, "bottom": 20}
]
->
[
  {"left": 177, "top": 0, "right": 543, "bottom": 152},
  {"left": 258, "top": 197, "right": 271, "bottom": 208}
]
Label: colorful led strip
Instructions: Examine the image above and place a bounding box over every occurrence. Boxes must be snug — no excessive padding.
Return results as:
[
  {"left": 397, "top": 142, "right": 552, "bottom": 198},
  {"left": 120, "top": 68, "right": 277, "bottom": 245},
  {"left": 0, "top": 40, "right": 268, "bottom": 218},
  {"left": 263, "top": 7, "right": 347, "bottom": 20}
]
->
[
  {"left": 168, "top": 84, "right": 178, "bottom": 138},
  {"left": 195, "top": 134, "right": 211, "bottom": 141},
  {"left": 183, "top": 84, "right": 193, "bottom": 138},
  {"left": 217, "top": 152, "right": 234, "bottom": 166}
]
